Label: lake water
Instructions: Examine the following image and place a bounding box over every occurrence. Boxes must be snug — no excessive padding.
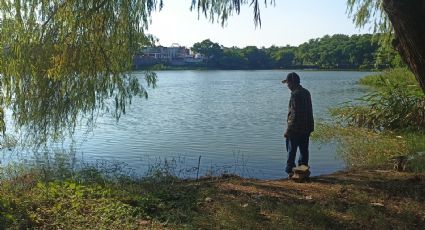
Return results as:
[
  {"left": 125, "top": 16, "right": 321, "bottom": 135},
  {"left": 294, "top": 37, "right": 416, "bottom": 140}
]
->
[
  {"left": 65, "top": 70, "right": 370, "bottom": 179},
  {"left": 2, "top": 70, "right": 373, "bottom": 179}
]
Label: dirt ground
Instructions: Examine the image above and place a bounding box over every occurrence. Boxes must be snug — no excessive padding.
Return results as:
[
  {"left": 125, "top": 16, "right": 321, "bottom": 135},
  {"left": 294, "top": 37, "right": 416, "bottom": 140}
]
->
[{"left": 189, "top": 169, "right": 425, "bottom": 229}]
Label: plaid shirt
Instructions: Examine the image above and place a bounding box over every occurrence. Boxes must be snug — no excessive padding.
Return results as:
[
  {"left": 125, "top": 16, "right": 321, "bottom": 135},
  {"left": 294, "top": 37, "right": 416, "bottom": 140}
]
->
[{"left": 287, "top": 85, "right": 314, "bottom": 134}]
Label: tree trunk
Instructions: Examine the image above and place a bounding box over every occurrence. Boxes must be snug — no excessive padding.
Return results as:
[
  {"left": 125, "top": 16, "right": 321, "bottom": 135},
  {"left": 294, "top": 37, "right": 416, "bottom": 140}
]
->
[{"left": 382, "top": 0, "right": 425, "bottom": 94}]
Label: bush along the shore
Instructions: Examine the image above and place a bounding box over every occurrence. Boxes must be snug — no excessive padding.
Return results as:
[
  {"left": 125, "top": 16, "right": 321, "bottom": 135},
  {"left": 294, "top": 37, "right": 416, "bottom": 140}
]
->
[
  {"left": 314, "top": 68, "right": 425, "bottom": 171},
  {"left": 330, "top": 86, "right": 425, "bottom": 132}
]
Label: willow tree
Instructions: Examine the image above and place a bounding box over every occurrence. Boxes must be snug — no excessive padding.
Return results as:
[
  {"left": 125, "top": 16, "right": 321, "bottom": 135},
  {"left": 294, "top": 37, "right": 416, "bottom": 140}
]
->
[
  {"left": 190, "top": 0, "right": 425, "bottom": 94},
  {"left": 0, "top": 0, "right": 161, "bottom": 144}
]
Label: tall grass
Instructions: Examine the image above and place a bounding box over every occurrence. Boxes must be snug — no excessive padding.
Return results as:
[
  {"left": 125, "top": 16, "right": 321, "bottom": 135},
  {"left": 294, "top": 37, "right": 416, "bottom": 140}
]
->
[
  {"left": 359, "top": 68, "right": 420, "bottom": 93},
  {"left": 332, "top": 68, "right": 425, "bottom": 132},
  {"left": 316, "top": 68, "right": 425, "bottom": 170},
  {"left": 312, "top": 124, "right": 410, "bottom": 168}
]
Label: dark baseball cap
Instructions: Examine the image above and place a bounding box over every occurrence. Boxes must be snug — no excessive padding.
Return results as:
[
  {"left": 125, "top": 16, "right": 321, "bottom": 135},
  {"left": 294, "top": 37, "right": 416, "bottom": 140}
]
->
[{"left": 282, "top": 72, "right": 300, "bottom": 84}]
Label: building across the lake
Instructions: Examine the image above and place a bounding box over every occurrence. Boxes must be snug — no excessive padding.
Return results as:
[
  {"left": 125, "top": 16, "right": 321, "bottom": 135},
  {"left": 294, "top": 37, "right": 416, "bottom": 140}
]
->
[{"left": 133, "top": 44, "right": 205, "bottom": 69}]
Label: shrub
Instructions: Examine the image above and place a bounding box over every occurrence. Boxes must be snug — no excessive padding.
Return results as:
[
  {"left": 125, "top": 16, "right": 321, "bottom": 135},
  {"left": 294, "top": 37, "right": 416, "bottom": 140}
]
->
[
  {"left": 332, "top": 69, "right": 425, "bottom": 132},
  {"left": 317, "top": 68, "right": 425, "bottom": 169}
]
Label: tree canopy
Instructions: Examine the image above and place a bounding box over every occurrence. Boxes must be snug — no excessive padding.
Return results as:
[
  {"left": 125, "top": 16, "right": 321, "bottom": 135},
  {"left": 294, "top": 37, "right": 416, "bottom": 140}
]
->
[
  {"left": 0, "top": 0, "right": 161, "bottom": 144},
  {"left": 191, "top": 39, "right": 223, "bottom": 65},
  {"left": 143, "top": 35, "right": 400, "bottom": 70}
]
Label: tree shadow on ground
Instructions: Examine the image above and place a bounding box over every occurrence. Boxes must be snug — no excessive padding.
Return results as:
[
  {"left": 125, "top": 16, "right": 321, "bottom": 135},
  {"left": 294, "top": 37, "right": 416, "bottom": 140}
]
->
[
  {"left": 208, "top": 172, "right": 425, "bottom": 229},
  {"left": 313, "top": 170, "right": 425, "bottom": 201}
]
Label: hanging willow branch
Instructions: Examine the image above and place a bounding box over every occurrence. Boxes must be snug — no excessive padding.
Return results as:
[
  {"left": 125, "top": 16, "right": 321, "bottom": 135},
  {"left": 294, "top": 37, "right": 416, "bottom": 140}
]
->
[
  {"left": 191, "top": 0, "right": 274, "bottom": 27},
  {"left": 0, "top": 0, "right": 162, "bottom": 144}
]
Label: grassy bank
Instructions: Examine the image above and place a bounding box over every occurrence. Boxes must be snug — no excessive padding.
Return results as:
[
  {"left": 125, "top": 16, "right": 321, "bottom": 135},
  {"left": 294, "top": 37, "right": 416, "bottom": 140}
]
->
[{"left": 1, "top": 161, "right": 424, "bottom": 229}]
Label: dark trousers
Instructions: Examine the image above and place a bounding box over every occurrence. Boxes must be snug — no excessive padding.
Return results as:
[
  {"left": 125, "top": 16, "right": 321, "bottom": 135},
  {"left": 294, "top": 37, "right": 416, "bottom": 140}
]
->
[{"left": 285, "top": 133, "right": 310, "bottom": 174}]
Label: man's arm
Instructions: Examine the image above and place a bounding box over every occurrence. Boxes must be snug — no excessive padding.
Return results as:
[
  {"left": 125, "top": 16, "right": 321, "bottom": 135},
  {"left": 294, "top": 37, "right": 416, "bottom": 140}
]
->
[{"left": 285, "top": 94, "right": 297, "bottom": 137}]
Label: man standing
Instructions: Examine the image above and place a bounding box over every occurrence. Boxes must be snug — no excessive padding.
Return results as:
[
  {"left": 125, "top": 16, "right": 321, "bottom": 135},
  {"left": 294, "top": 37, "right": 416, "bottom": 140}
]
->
[{"left": 282, "top": 72, "right": 314, "bottom": 178}]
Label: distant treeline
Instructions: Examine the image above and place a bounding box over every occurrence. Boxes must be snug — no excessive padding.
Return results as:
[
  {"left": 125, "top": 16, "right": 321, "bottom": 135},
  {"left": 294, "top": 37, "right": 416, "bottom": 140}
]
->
[{"left": 143, "top": 34, "right": 404, "bottom": 70}]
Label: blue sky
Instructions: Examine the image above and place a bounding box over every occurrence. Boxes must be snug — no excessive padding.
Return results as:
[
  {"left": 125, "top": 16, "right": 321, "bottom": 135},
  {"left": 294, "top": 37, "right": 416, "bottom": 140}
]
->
[{"left": 146, "top": 1, "right": 370, "bottom": 48}]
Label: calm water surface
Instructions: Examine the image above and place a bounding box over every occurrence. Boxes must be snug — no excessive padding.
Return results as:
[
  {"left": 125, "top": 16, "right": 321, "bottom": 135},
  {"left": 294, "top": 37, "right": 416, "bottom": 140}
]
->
[{"left": 65, "top": 70, "right": 371, "bottom": 179}]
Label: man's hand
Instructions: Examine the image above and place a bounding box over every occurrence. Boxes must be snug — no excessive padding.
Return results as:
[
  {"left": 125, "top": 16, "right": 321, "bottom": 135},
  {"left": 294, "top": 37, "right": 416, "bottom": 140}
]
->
[{"left": 284, "top": 130, "right": 289, "bottom": 138}]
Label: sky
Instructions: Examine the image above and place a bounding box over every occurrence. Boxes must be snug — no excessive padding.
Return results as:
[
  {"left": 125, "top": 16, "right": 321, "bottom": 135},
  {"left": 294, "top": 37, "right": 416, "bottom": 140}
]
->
[{"left": 146, "top": 0, "right": 371, "bottom": 48}]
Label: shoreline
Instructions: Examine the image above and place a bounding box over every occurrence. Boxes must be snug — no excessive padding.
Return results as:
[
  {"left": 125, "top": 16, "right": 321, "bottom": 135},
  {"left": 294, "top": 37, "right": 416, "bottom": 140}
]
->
[
  {"left": 1, "top": 164, "right": 424, "bottom": 229},
  {"left": 134, "top": 67, "right": 382, "bottom": 72}
]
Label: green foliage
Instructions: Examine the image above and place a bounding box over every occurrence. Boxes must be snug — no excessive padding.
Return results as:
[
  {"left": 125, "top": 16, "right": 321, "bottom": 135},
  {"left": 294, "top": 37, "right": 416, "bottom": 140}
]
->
[
  {"left": 359, "top": 68, "right": 419, "bottom": 91},
  {"left": 29, "top": 181, "right": 139, "bottom": 229},
  {"left": 374, "top": 39, "right": 406, "bottom": 68},
  {"left": 268, "top": 45, "right": 296, "bottom": 68},
  {"left": 218, "top": 48, "right": 248, "bottom": 69},
  {"left": 0, "top": 154, "right": 205, "bottom": 229},
  {"left": 242, "top": 46, "right": 273, "bottom": 69},
  {"left": 332, "top": 69, "right": 425, "bottom": 132},
  {"left": 295, "top": 34, "right": 381, "bottom": 69},
  {"left": 0, "top": 1, "right": 161, "bottom": 144},
  {"left": 190, "top": 0, "right": 275, "bottom": 27},
  {"left": 192, "top": 39, "right": 223, "bottom": 66},
  {"left": 192, "top": 39, "right": 223, "bottom": 59},
  {"left": 151, "top": 34, "right": 395, "bottom": 70},
  {"left": 0, "top": 0, "right": 161, "bottom": 77},
  {"left": 346, "top": 0, "right": 390, "bottom": 34},
  {"left": 346, "top": 1, "right": 405, "bottom": 60},
  {"left": 315, "top": 68, "right": 425, "bottom": 170}
]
